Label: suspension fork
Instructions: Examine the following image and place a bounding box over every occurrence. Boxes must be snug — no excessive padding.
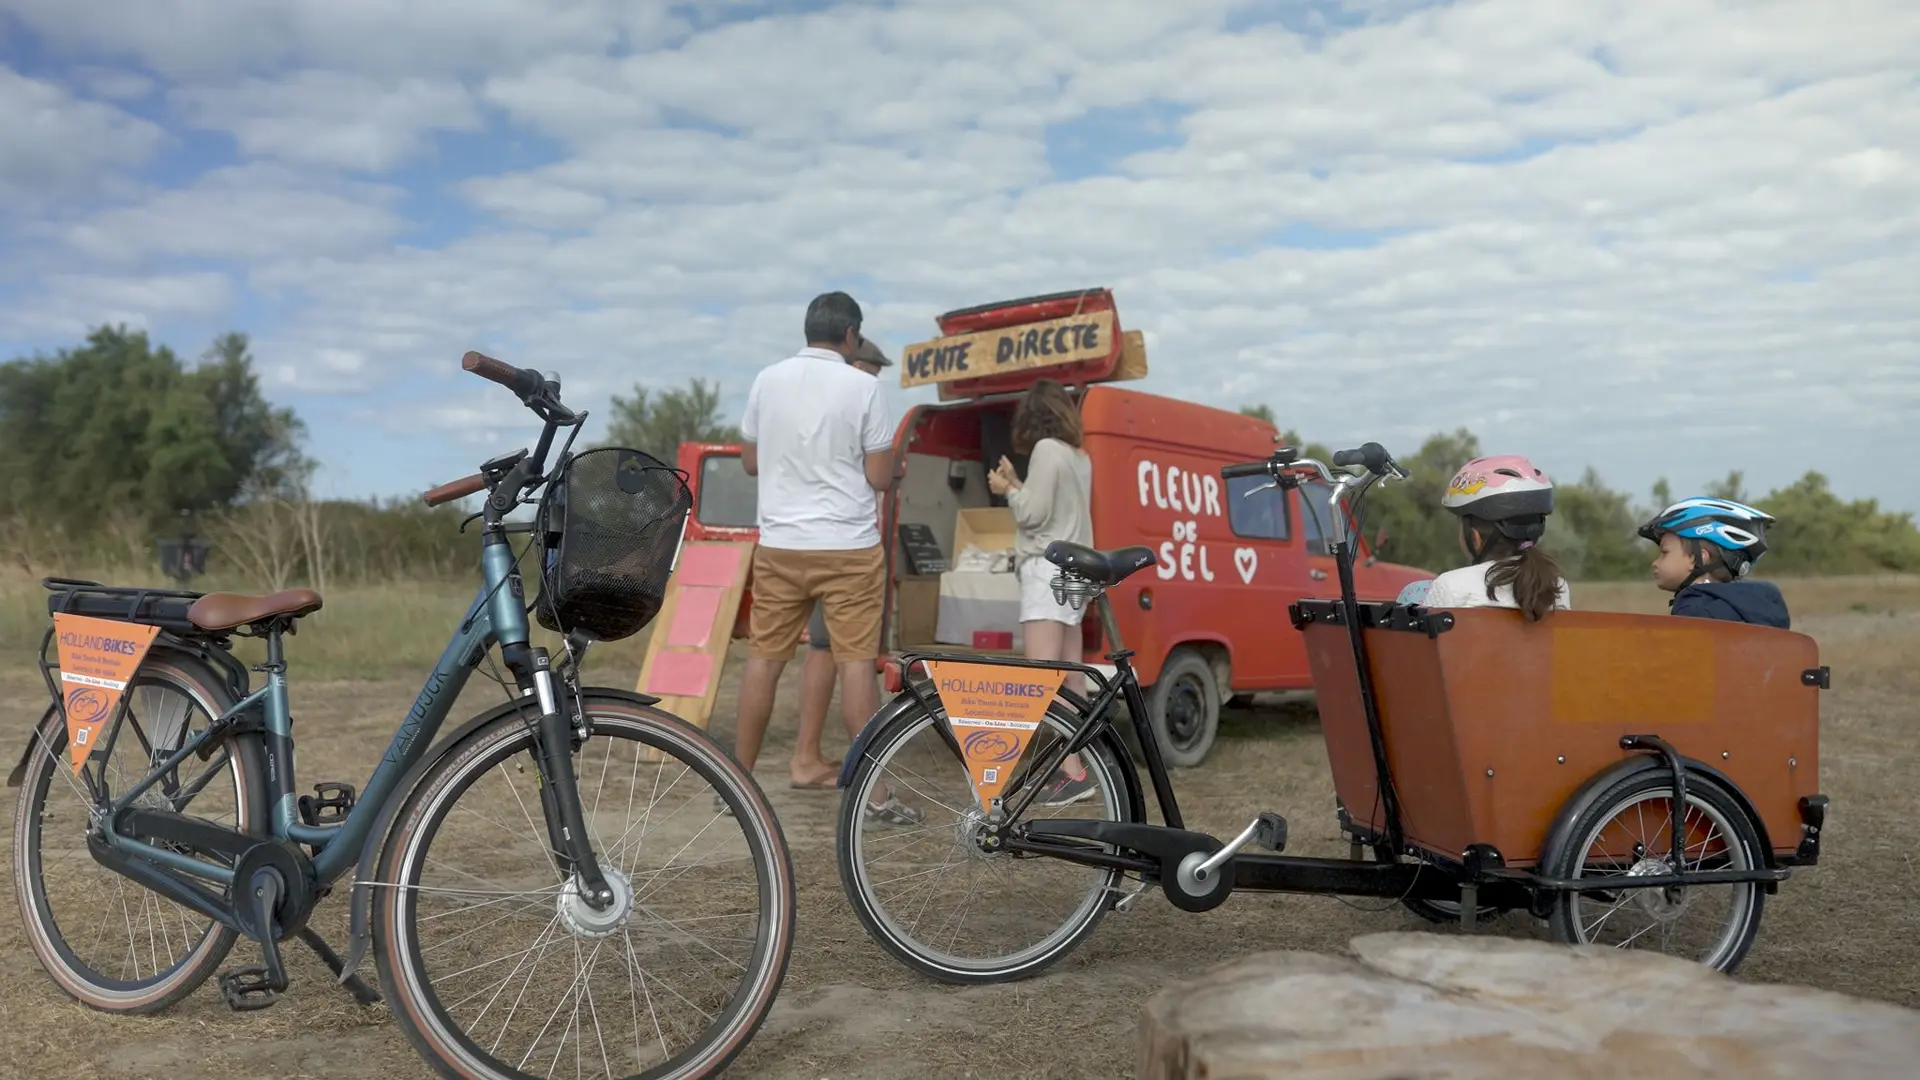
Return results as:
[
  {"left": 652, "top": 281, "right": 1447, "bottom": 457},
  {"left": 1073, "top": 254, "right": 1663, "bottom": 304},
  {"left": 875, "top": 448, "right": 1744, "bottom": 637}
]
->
[{"left": 513, "top": 644, "right": 615, "bottom": 909}]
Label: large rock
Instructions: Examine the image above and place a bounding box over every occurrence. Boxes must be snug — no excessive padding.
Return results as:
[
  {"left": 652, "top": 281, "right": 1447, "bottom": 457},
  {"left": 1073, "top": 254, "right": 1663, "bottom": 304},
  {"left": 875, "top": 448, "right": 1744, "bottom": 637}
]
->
[{"left": 1138, "top": 932, "right": 1920, "bottom": 1079}]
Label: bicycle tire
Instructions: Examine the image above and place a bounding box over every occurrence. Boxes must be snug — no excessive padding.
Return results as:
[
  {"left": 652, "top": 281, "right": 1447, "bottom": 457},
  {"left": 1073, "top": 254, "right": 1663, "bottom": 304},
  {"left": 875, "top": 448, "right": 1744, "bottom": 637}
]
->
[
  {"left": 836, "top": 697, "right": 1137, "bottom": 985},
  {"left": 1543, "top": 768, "right": 1765, "bottom": 973},
  {"left": 372, "top": 693, "right": 795, "bottom": 1080},
  {"left": 13, "top": 653, "right": 268, "bottom": 1014}
]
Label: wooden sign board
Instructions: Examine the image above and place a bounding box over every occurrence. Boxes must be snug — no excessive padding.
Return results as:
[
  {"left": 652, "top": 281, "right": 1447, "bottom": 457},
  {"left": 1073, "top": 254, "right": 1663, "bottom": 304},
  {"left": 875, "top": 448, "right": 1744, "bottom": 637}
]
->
[
  {"left": 1114, "top": 328, "right": 1148, "bottom": 382},
  {"left": 633, "top": 539, "right": 754, "bottom": 762},
  {"left": 900, "top": 308, "right": 1116, "bottom": 389}
]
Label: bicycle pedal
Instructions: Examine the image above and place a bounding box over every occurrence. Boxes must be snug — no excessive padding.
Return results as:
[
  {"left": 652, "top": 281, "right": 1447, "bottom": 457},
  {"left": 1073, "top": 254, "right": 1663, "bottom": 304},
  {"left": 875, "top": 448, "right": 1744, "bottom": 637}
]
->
[
  {"left": 297, "top": 781, "right": 356, "bottom": 827},
  {"left": 220, "top": 965, "right": 282, "bottom": 1011},
  {"left": 1254, "top": 812, "right": 1289, "bottom": 853}
]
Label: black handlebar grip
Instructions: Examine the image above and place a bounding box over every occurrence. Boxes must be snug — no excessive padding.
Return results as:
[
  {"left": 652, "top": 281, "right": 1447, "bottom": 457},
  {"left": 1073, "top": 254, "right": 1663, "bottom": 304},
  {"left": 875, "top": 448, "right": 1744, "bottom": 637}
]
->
[
  {"left": 462, "top": 351, "right": 544, "bottom": 400},
  {"left": 1332, "top": 442, "right": 1390, "bottom": 474},
  {"left": 1221, "top": 462, "right": 1271, "bottom": 479}
]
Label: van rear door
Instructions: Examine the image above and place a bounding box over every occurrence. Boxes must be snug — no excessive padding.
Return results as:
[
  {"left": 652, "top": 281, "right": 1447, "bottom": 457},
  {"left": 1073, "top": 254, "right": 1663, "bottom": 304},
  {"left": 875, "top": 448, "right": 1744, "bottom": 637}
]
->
[
  {"left": 678, "top": 442, "right": 758, "bottom": 543},
  {"left": 676, "top": 442, "right": 757, "bottom": 641}
]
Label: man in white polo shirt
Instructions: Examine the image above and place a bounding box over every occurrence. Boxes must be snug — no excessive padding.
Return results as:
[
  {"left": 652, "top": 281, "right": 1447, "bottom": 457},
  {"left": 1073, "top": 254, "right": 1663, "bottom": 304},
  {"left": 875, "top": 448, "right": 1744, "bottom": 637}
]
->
[{"left": 734, "top": 292, "right": 921, "bottom": 825}]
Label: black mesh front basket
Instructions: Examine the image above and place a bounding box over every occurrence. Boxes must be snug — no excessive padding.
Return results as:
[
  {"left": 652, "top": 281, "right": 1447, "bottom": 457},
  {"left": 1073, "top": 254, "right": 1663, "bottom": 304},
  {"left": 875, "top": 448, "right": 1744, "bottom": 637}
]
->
[{"left": 533, "top": 447, "right": 692, "bottom": 642}]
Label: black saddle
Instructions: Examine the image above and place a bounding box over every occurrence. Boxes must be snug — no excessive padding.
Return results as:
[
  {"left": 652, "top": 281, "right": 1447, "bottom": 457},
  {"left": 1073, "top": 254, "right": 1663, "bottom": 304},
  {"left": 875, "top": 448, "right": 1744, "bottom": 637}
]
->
[{"left": 1043, "top": 541, "right": 1158, "bottom": 586}]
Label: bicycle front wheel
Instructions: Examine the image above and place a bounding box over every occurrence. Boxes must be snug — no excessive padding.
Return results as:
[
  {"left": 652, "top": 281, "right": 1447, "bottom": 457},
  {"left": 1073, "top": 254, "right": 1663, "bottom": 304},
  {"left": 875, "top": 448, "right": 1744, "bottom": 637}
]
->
[{"left": 372, "top": 693, "right": 794, "bottom": 1080}]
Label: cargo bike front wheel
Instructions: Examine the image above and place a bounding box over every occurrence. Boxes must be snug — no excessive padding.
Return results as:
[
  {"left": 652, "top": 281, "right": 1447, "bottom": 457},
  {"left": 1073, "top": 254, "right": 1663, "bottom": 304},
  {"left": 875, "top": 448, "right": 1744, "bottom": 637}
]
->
[{"left": 1541, "top": 768, "right": 1766, "bottom": 972}]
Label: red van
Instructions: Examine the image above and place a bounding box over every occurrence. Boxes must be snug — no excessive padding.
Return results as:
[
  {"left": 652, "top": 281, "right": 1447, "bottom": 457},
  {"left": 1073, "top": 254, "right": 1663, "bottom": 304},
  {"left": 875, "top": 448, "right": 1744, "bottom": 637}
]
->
[{"left": 677, "top": 288, "right": 1430, "bottom": 765}]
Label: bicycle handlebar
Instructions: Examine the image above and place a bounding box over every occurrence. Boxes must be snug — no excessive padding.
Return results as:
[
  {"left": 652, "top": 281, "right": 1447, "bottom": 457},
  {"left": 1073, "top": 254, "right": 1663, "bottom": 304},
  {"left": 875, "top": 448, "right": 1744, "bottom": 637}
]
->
[
  {"left": 462, "top": 350, "right": 545, "bottom": 401},
  {"left": 1221, "top": 441, "right": 1408, "bottom": 487},
  {"left": 422, "top": 473, "right": 486, "bottom": 507},
  {"left": 1333, "top": 441, "right": 1393, "bottom": 474},
  {"left": 425, "top": 350, "right": 589, "bottom": 514}
]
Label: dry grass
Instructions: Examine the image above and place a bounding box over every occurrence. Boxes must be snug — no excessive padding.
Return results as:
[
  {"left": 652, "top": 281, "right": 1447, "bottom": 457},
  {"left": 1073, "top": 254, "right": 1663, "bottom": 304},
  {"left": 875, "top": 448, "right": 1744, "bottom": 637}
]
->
[{"left": 0, "top": 572, "right": 1915, "bottom": 1078}]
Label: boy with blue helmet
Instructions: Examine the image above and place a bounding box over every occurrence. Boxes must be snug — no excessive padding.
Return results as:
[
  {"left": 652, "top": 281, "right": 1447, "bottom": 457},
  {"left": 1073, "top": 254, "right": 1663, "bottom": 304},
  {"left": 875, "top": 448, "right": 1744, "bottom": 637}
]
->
[{"left": 1637, "top": 497, "right": 1789, "bottom": 628}]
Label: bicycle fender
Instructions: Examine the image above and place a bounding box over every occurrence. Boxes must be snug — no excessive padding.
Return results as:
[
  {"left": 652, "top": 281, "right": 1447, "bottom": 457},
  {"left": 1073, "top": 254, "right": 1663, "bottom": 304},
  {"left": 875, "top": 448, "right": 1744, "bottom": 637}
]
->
[
  {"left": 1537, "top": 753, "right": 1776, "bottom": 876},
  {"left": 834, "top": 692, "right": 935, "bottom": 789},
  {"left": 6, "top": 705, "right": 58, "bottom": 788},
  {"left": 337, "top": 687, "right": 661, "bottom": 985}
]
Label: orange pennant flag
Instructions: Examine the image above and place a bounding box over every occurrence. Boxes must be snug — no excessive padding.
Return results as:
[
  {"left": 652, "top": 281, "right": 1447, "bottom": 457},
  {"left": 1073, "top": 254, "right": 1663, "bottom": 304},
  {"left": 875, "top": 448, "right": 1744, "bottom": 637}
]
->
[
  {"left": 926, "top": 660, "right": 1066, "bottom": 812},
  {"left": 52, "top": 613, "right": 159, "bottom": 774}
]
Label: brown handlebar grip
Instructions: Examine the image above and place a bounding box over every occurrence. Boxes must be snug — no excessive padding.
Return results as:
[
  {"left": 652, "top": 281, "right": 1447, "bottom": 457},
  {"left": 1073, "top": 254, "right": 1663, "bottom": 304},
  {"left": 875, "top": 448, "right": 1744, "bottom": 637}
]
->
[
  {"left": 423, "top": 473, "right": 487, "bottom": 507},
  {"left": 462, "top": 350, "right": 518, "bottom": 387}
]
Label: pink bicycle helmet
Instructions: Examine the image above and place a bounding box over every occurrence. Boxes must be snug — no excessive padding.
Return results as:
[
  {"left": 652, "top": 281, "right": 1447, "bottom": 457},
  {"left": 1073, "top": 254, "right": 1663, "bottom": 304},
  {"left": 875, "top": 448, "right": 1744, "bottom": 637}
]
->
[{"left": 1443, "top": 454, "right": 1554, "bottom": 542}]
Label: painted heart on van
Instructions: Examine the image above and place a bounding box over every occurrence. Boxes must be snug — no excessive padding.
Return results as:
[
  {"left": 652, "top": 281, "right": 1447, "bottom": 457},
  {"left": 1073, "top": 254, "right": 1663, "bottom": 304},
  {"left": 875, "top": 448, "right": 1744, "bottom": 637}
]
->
[{"left": 1234, "top": 547, "right": 1258, "bottom": 584}]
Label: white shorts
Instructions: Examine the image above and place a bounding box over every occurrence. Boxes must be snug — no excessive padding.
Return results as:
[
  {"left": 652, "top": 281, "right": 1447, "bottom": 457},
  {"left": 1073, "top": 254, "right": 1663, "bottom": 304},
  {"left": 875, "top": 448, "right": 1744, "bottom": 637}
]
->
[{"left": 1017, "top": 558, "right": 1087, "bottom": 627}]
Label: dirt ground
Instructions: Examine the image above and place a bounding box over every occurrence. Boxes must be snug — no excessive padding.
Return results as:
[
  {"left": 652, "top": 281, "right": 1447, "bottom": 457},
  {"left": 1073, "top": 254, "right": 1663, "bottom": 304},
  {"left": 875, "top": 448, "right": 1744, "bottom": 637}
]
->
[{"left": 2, "top": 609, "right": 1916, "bottom": 1080}]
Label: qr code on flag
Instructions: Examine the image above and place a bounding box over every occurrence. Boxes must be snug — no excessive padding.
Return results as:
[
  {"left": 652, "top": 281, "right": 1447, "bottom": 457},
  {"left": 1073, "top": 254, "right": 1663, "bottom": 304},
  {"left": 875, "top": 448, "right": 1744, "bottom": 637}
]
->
[{"left": 982, "top": 768, "right": 999, "bottom": 784}]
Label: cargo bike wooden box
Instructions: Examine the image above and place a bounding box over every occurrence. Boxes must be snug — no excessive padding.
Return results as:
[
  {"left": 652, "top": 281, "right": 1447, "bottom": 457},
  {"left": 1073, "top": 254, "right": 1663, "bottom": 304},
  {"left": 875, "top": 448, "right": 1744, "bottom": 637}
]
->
[{"left": 833, "top": 442, "right": 1829, "bottom": 981}]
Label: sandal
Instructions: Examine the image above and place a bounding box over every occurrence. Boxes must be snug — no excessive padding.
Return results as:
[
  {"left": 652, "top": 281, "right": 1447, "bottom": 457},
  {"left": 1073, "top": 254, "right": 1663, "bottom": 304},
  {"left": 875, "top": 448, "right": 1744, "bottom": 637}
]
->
[{"left": 863, "top": 794, "right": 924, "bottom": 826}]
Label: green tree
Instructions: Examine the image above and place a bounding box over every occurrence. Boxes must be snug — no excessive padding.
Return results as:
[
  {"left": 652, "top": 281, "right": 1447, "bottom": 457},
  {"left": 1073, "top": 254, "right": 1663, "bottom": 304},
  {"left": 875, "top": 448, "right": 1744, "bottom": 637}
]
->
[
  {"left": 1753, "top": 472, "right": 1920, "bottom": 575},
  {"left": 1549, "top": 467, "right": 1645, "bottom": 580},
  {"left": 601, "top": 378, "right": 741, "bottom": 464},
  {"left": 1705, "top": 470, "right": 1749, "bottom": 503},
  {"left": 0, "top": 325, "right": 308, "bottom": 528}
]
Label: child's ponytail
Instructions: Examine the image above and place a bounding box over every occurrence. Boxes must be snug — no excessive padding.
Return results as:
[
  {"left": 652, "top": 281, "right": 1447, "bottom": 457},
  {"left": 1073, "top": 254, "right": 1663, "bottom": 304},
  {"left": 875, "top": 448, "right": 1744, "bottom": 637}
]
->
[{"left": 1487, "top": 541, "right": 1565, "bottom": 622}]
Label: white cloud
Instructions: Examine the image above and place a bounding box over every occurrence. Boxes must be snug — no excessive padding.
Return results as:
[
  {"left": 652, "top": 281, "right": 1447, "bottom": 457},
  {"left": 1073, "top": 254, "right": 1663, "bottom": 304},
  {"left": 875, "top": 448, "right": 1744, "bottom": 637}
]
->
[
  {"left": 0, "top": 66, "right": 164, "bottom": 204},
  {"left": 71, "top": 65, "right": 158, "bottom": 101},
  {"left": 173, "top": 71, "right": 483, "bottom": 171},
  {"left": 3, "top": 0, "right": 1918, "bottom": 510},
  {"left": 61, "top": 163, "right": 405, "bottom": 264},
  {"left": 3, "top": 0, "right": 690, "bottom": 80},
  {"left": 0, "top": 271, "right": 232, "bottom": 341}
]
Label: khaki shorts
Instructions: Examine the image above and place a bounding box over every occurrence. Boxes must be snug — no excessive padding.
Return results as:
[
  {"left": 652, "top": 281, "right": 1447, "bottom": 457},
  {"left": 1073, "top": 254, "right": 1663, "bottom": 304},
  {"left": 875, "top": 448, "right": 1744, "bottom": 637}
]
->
[{"left": 749, "top": 544, "right": 885, "bottom": 665}]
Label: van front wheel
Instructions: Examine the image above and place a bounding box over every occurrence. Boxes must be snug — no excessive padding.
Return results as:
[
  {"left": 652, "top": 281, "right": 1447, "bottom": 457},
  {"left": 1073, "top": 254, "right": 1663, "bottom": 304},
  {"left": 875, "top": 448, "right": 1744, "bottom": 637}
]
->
[{"left": 1147, "top": 648, "right": 1220, "bottom": 768}]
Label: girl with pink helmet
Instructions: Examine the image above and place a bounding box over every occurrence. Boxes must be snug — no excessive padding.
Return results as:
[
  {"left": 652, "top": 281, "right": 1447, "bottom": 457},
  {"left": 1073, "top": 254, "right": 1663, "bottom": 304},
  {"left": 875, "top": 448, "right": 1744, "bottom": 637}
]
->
[{"left": 1418, "top": 454, "right": 1572, "bottom": 621}]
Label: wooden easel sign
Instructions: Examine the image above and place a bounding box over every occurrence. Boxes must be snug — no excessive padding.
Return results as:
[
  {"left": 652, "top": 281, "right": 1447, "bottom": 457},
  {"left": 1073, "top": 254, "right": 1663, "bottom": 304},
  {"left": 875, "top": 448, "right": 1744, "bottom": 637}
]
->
[{"left": 633, "top": 540, "right": 754, "bottom": 762}]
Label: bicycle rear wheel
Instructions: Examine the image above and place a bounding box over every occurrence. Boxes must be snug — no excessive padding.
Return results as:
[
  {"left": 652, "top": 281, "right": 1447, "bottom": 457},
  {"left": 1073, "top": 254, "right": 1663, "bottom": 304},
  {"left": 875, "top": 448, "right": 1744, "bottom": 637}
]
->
[
  {"left": 12, "top": 655, "right": 266, "bottom": 1013},
  {"left": 836, "top": 697, "right": 1135, "bottom": 984},
  {"left": 372, "top": 693, "right": 794, "bottom": 1080}
]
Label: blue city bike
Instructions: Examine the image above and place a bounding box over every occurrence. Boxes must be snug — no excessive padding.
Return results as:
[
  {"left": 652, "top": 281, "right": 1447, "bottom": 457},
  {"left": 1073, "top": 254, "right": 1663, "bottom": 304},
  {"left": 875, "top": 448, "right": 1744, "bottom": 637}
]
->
[{"left": 9, "top": 352, "right": 795, "bottom": 1080}]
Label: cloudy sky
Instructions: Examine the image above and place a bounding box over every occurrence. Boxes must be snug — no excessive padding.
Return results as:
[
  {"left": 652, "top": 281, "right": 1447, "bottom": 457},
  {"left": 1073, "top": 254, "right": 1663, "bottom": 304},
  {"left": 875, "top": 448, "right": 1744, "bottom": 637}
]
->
[{"left": 3, "top": 0, "right": 1916, "bottom": 513}]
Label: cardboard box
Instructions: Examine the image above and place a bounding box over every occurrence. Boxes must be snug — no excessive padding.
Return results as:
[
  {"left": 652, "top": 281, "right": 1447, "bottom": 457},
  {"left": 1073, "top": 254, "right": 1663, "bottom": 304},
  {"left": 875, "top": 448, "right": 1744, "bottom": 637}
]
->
[
  {"left": 935, "top": 569, "right": 1023, "bottom": 650},
  {"left": 953, "top": 507, "right": 1016, "bottom": 556},
  {"left": 936, "top": 505, "right": 1022, "bottom": 650},
  {"left": 894, "top": 577, "right": 941, "bottom": 646}
]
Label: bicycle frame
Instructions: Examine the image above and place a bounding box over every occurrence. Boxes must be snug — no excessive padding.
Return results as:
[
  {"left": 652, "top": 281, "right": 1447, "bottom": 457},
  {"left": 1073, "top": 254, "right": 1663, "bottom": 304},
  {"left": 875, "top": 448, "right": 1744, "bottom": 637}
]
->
[
  {"left": 79, "top": 545, "right": 518, "bottom": 923},
  {"left": 68, "top": 366, "right": 624, "bottom": 951}
]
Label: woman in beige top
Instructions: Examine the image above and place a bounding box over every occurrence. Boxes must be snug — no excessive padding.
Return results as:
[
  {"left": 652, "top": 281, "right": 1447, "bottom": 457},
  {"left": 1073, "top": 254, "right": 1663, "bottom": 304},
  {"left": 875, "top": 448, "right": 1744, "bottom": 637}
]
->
[{"left": 988, "top": 379, "right": 1097, "bottom": 806}]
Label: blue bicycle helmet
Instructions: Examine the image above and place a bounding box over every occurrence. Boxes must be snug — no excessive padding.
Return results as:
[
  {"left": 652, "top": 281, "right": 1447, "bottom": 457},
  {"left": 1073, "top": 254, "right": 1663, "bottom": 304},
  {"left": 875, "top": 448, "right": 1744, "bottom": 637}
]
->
[{"left": 1637, "top": 497, "right": 1776, "bottom": 581}]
